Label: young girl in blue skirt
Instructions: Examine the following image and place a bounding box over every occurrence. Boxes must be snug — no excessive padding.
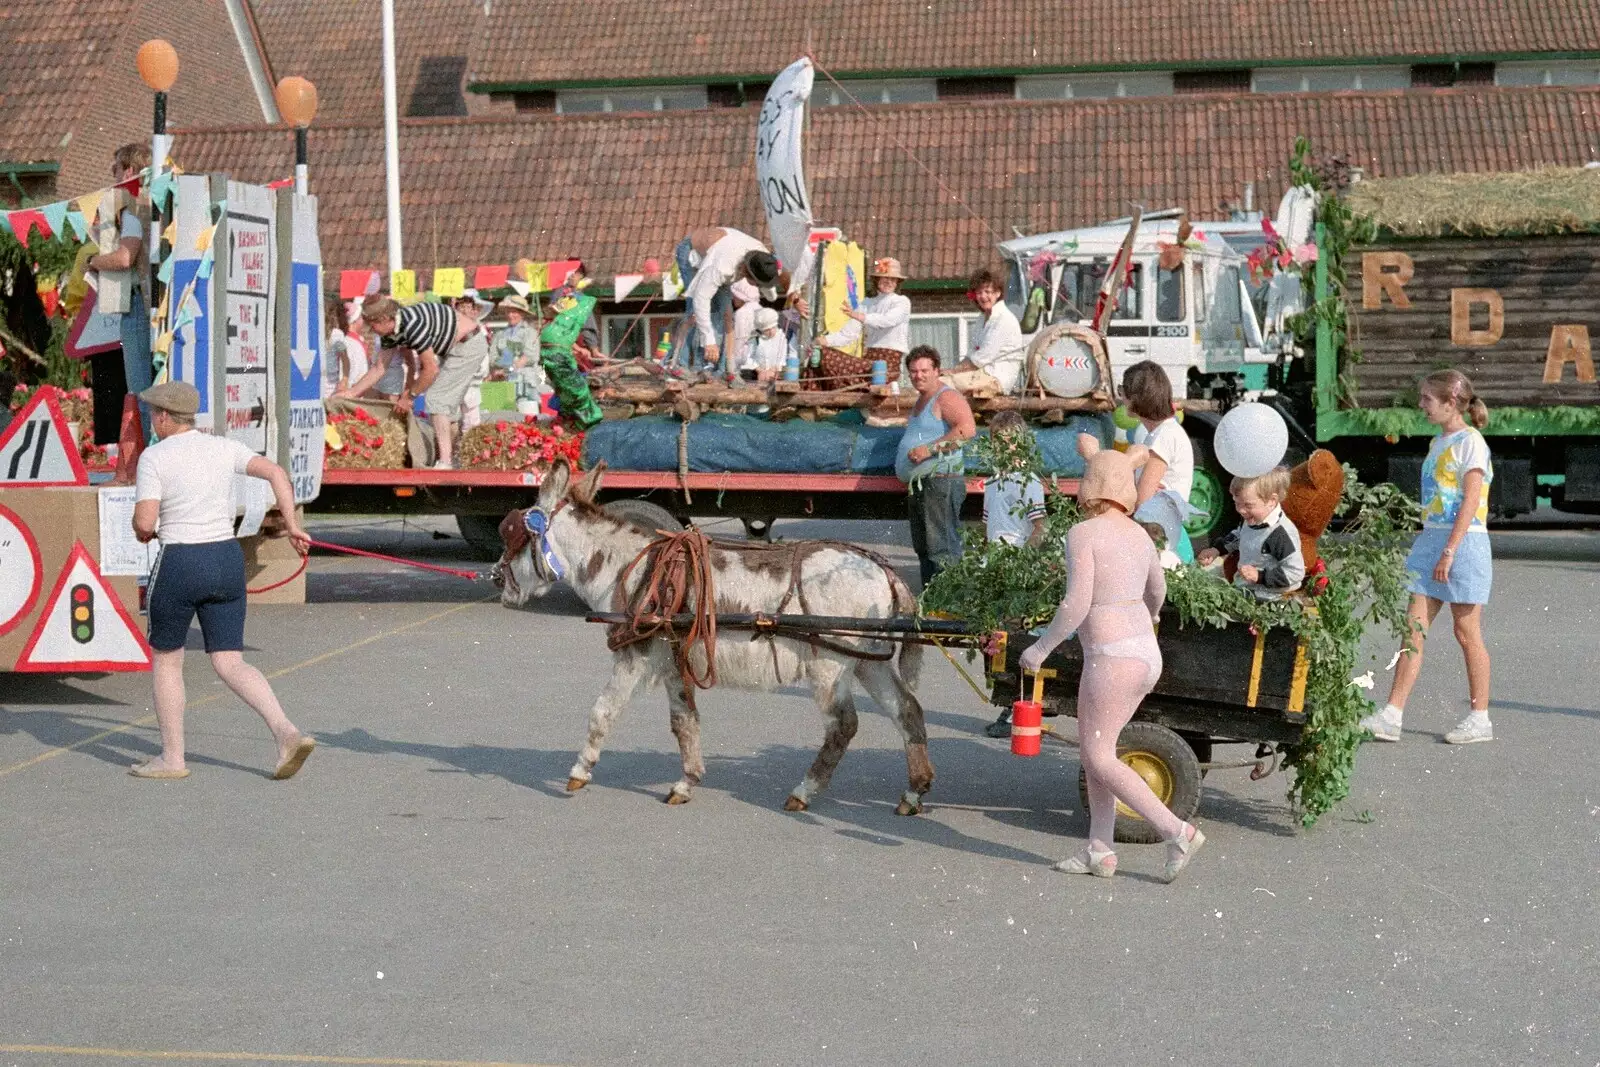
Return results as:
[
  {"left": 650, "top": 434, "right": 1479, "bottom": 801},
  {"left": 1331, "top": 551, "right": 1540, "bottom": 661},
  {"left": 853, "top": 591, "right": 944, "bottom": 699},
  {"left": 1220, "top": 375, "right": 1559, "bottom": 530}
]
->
[{"left": 1362, "top": 369, "right": 1495, "bottom": 744}]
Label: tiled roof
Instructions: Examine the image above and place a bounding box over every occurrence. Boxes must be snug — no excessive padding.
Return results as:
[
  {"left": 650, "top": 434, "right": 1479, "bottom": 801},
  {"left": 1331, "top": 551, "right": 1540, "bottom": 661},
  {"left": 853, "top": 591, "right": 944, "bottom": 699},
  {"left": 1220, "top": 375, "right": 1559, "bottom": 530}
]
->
[
  {"left": 468, "top": 0, "right": 1600, "bottom": 86},
  {"left": 0, "top": 0, "right": 268, "bottom": 191},
  {"left": 251, "top": 0, "right": 482, "bottom": 122},
  {"left": 172, "top": 87, "right": 1600, "bottom": 286}
]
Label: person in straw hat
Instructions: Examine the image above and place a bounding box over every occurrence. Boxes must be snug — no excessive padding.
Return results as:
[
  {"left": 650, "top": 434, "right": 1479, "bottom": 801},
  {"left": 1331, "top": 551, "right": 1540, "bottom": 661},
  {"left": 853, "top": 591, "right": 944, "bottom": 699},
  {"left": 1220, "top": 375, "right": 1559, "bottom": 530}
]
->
[
  {"left": 129, "top": 380, "right": 316, "bottom": 781},
  {"left": 491, "top": 294, "right": 546, "bottom": 404},
  {"left": 817, "top": 256, "right": 913, "bottom": 390},
  {"left": 1016, "top": 435, "right": 1206, "bottom": 883}
]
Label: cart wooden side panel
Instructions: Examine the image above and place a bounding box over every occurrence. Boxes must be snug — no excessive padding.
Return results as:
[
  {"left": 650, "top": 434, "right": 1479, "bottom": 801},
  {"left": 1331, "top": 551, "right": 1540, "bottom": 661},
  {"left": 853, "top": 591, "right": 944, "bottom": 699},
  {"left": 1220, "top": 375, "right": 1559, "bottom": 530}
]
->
[{"left": 986, "top": 607, "right": 1310, "bottom": 745}]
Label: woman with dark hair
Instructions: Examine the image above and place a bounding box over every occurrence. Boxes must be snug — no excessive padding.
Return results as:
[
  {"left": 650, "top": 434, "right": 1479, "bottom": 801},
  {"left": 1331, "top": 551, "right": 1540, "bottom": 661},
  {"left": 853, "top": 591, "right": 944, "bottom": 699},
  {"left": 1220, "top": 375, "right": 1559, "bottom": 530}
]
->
[
  {"left": 1122, "top": 360, "right": 1199, "bottom": 563},
  {"left": 946, "top": 266, "right": 1025, "bottom": 395}
]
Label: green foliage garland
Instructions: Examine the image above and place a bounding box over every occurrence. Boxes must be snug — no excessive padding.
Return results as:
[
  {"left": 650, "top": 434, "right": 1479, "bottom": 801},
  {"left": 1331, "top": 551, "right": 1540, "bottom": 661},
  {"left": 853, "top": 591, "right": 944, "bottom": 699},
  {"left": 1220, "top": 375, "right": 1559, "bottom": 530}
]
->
[
  {"left": 1282, "top": 138, "right": 1377, "bottom": 407},
  {"left": 921, "top": 427, "right": 1421, "bottom": 827}
]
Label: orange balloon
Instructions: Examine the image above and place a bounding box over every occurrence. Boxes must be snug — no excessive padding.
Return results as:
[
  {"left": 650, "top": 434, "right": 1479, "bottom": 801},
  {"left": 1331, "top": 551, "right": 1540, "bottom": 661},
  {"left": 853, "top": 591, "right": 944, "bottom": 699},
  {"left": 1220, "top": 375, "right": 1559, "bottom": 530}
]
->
[
  {"left": 275, "top": 76, "right": 319, "bottom": 127},
  {"left": 136, "top": 39, "right": 179, "bottom": 92}
]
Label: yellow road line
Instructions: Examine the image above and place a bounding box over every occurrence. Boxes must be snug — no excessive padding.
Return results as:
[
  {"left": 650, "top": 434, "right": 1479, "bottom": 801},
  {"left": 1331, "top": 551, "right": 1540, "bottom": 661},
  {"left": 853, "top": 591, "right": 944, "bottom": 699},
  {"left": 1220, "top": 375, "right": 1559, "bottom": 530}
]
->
[
  {"left": 0, "top": 1045, "right": 567, "bottom": 1066},
  {"left": 0, "top": 599, "right": 487, "bottom": 780}
]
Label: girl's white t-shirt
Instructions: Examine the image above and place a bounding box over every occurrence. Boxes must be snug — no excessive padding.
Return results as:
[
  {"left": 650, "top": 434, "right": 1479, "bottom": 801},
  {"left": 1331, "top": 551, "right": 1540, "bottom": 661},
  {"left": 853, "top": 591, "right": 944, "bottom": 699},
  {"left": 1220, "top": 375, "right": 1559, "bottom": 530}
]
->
[{"left": 1134, "top": 418, "right": 1194, "bottom": 499}]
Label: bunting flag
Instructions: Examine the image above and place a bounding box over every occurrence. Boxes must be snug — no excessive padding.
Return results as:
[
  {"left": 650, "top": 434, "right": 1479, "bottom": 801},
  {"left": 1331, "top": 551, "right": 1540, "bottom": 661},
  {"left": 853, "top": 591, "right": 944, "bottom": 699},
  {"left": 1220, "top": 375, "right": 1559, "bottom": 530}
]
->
[
  {"left": 0, "top": 214, "right": 11, "bottom": 238},
  {"left": 546, "top": 260, "right": 582, "bottom": 290},
  {"left": 660, "top": 264, "right": 683, "bottom": 301},
  {"left": 473, "top": 264, "right": 510, "bottom": 290},
  {"left": 193, "top": 224, "right": 215, "bottom": 252},
  {"left": 391, "top": 270, "right": 416, "bottom": 301},
  {"left": 507, "top": 279, "right": 531, "bottom": 298},
  {"left": 75, "top": 192, "right": 100, "bottom": 227},
  {"left": 612, "top": 273, "right": 644, "bottom": 302},
  {"left": 65, "top": 210, "right": 88, "bottom": 242},
  {"left": 523, "top": 261, "right": 548, "bottom": 292},
  {"left": 7, "top": 209, "right": 51, "bottom": 247},
  {"left": 195, "top": 246, "right": 215, "bottom": 281},
  {"left": 41, "top": 202, "right": 68, "bottom": 240},
  {"left": 156, "top": 255, "right": 175, "bottom": 285},
  {"left": 149, "top": 172, "right": 175, "bottom": 212},
  {"left": 339, "top": 270, "right": 377, "bottom": 299},
  {"left": 432, "top": 267, "right": 465, "bottom": 298}
]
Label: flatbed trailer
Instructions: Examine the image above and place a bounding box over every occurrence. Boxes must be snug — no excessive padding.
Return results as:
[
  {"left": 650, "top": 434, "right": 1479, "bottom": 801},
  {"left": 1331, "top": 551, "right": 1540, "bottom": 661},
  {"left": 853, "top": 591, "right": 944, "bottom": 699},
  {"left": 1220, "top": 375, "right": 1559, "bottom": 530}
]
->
[{"left": 312, "top": 467, "right": 1082, "bottom": 556}]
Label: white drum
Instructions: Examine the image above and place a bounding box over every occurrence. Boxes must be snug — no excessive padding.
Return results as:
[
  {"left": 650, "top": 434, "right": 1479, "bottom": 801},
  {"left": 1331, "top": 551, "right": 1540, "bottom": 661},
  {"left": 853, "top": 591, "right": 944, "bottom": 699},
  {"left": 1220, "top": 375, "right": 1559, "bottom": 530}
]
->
[{"left": 1028, "top": 324, "right": 1105, "bottom": 399}]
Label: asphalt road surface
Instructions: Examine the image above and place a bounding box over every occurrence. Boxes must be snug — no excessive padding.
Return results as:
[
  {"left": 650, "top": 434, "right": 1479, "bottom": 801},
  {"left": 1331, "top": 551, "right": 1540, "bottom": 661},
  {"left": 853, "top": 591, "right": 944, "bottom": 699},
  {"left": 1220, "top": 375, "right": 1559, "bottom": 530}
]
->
[{"left": 2, "top": 515, "right": 1596, "bottom": 1067}]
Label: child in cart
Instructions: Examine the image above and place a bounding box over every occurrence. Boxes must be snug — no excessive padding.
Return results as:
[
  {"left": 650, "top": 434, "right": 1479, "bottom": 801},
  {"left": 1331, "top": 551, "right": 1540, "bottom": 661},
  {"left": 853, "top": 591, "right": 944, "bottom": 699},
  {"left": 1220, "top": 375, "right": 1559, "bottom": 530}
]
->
[{"left": 1197, "top": 467, "right": 1305, "bottom": 600}]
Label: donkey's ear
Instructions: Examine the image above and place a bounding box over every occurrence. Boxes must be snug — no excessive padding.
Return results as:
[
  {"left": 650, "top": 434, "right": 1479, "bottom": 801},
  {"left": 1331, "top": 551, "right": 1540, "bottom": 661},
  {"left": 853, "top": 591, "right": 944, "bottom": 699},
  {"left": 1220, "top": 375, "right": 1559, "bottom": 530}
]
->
[
  {"left": 538, "top": 461, "right": 571, "bottom": 508},
  {"left": 1076, "top": 432, "right": 1102, "bottom": 459},
  {"left": 573, "top": 461, "right": 607, "bottom": 504}
]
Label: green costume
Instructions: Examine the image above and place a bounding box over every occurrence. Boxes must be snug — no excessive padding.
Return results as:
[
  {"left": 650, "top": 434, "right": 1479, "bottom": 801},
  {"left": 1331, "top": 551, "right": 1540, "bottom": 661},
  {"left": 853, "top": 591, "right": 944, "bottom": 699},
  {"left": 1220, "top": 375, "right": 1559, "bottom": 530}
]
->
[{"left": 539, "top": 291, "right": 604, "bottom": 429}]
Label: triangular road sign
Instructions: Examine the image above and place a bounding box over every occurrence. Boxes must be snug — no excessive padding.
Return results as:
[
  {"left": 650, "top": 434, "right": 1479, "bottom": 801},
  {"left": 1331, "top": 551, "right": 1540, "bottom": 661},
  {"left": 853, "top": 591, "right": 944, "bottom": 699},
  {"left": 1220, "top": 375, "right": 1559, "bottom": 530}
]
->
[
  {"left": 14, "top": 540, "right": 152, "bottom": 672},
  {"left": 0, "top": 386, "right": 89, "bottom": 487},
  {"left": 63, "top": 283, "right": 123, "bottom": 359}
]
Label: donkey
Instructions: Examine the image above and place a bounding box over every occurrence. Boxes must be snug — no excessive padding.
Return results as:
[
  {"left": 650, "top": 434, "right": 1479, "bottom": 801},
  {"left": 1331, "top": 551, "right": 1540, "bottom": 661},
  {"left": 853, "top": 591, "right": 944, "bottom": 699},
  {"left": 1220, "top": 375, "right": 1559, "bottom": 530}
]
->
[{"left": 494, "top": 462, "right": 934, "bottom": 815}]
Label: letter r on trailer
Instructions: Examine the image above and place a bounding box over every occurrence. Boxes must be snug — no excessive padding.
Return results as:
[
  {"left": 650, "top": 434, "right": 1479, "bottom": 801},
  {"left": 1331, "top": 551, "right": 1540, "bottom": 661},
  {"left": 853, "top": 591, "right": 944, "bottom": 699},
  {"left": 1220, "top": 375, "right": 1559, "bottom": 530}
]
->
[{"left": 1361, "top": 251, "right": 1414, "bottom": 309}]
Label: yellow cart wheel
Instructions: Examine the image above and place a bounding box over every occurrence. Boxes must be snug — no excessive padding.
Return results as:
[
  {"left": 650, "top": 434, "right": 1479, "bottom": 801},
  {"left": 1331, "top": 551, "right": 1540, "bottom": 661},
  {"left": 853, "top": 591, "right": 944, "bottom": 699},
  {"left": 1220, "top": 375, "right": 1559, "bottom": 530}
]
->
[{"left": 1077, "top": 721, "right": 1204, "bottom": 844}]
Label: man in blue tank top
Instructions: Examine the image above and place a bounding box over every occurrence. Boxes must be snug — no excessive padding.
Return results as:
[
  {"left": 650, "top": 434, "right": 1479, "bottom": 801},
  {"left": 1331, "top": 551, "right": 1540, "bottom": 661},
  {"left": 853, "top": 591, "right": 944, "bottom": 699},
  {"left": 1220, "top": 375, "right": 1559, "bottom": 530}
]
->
[{"left": 896, "top": 346, "right": 976, "bottom": 584}]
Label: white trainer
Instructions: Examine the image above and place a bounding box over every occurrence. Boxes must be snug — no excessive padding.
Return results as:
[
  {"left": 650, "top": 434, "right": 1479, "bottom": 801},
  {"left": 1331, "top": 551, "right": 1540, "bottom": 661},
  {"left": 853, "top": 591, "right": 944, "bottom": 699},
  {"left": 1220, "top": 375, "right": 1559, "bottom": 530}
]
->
[
  {"left": 1444, "top": 713, "right": 1493, "bottom": 745},
  {"left": 1360, "top": 709, "right": 1402, "bottom": 742}
]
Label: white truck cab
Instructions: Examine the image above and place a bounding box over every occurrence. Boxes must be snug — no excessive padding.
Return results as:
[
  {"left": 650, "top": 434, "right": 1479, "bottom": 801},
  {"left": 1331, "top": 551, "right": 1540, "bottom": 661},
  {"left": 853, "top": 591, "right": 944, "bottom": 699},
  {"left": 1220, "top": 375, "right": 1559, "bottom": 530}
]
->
[{"left": 999, "top": 211, "right": 1303, "bottom": 401}]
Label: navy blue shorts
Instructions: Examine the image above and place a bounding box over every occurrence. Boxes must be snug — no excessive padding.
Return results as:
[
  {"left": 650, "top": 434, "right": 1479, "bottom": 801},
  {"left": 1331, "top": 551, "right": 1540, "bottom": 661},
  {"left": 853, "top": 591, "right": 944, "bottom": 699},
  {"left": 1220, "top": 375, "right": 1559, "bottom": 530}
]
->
[{"left": 147, "top": 539, "right": 247, "bottom": 653}]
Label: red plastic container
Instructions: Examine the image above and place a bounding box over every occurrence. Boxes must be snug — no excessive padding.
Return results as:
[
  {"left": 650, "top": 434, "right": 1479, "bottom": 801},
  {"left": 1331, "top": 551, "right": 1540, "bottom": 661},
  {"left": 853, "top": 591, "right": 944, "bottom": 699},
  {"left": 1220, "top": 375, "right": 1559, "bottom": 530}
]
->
[{"left": 1011, "top": 671, "right": 1046, "bottom": 757}]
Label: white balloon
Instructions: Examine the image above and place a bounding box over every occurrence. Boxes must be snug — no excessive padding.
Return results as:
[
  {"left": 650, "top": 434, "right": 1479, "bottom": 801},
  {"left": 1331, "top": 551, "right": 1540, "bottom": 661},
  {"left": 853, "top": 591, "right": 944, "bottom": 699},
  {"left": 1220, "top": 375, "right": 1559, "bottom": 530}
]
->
[{"left": 1214, "top": 402, "right": 1289, "bottom": 478}]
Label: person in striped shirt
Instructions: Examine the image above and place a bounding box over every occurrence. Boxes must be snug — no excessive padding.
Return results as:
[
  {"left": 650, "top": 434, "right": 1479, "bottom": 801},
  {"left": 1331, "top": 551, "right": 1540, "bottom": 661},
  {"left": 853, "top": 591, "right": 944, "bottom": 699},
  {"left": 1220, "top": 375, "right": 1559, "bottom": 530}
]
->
[{"left": 348, "top": 295, "right": 476, "bottom": 468}]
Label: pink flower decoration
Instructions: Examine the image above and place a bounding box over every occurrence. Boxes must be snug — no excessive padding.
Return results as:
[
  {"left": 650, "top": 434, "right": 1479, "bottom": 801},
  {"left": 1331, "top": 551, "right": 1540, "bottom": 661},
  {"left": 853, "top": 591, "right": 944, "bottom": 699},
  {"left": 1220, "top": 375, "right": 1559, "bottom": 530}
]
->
[{"left": 1292, "top": 242, "right": 1320, "bottom": 265}]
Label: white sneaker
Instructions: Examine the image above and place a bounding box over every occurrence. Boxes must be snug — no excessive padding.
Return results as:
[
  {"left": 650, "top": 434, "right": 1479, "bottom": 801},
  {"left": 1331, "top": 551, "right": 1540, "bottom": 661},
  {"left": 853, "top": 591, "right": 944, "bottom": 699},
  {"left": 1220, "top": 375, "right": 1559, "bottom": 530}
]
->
[
  {"left": 1360, "top": 708, "right": 1403, "bottom": 742},
  {"left": 1444, "top": 712, "right": 1493, "bottom": 745}
]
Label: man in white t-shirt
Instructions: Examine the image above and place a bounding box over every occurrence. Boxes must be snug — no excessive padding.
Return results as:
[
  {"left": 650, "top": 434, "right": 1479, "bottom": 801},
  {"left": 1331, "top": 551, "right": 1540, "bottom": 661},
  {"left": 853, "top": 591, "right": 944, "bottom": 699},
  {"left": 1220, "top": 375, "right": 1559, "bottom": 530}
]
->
[
  {"left": 129, "top": 380, "right": 316, "bottom": 781},
  {"left": 946, "top": 267, "right": 1026, "bottom": 394}
]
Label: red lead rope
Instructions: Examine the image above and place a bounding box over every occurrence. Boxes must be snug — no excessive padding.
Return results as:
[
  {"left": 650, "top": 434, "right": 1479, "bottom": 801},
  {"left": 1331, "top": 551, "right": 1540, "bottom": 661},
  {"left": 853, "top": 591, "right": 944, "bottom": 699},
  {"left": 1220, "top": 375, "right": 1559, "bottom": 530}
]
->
[{"left": 245, "top": 538, "right": 485, "bottom": 594}]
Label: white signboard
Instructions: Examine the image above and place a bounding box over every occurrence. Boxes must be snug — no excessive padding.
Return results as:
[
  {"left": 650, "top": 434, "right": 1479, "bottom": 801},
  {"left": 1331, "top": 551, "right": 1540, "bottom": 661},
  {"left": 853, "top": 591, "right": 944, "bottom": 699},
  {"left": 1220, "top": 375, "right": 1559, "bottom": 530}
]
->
[
  {"left": 97, "top": 486, "right": 158, "bottom": 578},
  {"left": 756, "top": 57, "right": 815, "bottom": 274},
  {"left": 223, "top": 181, "right": 276, "bottom": 455}
]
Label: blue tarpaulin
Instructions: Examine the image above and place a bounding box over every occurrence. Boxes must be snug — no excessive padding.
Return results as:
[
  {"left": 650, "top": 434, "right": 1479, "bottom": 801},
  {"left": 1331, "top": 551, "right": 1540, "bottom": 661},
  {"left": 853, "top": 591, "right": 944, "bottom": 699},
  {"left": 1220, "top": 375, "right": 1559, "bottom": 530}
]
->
[{"left": 582, "top": 412, "right": 1114, "bottom": 477}]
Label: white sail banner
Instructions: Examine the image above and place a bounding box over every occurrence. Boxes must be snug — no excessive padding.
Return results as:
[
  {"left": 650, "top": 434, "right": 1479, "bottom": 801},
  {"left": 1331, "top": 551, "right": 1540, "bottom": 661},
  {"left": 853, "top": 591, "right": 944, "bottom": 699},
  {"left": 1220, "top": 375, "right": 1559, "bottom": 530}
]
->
[{"left": 756, "top": 57, "right": 815, "bottom": 274}]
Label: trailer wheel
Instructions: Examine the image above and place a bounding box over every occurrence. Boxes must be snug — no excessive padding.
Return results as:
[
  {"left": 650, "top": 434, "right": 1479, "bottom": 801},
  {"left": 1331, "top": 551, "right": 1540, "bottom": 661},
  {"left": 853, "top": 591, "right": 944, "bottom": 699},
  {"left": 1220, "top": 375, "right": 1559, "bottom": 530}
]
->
[
  {"left": 742, "top": 517, "right": 776, "bottom": 541},
  {"left": 603, "top": 498, "right": 683, "bottom": 534},
  {"left": 456, "top": 514, "right": 506, "bottom": 562},
  {"left": 1077, "top": 721, "right": 1203, "bottom": 844}
]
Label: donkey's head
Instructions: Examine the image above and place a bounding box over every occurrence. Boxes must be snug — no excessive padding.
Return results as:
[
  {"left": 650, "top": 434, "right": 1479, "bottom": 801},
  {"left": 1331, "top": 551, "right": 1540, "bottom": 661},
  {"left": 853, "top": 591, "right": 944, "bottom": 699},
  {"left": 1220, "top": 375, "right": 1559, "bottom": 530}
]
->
[{"left": 493, "top": 460, "right": 606, "bottom": 607}]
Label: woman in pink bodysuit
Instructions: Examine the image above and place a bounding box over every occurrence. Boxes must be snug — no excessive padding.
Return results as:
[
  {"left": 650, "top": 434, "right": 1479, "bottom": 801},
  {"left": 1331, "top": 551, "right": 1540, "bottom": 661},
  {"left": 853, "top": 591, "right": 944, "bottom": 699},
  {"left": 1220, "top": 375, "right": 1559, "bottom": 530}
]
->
[{"left": 1019, "top": 440, "right": 1205, "bottom": 883}]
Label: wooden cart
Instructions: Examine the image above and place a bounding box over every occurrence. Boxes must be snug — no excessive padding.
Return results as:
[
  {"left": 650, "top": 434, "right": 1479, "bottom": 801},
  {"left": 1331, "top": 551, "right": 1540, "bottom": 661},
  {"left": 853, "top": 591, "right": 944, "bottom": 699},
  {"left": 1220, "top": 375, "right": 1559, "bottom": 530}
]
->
[{"left": 985, "top": 607, "right": 1312, "bottom": 842}]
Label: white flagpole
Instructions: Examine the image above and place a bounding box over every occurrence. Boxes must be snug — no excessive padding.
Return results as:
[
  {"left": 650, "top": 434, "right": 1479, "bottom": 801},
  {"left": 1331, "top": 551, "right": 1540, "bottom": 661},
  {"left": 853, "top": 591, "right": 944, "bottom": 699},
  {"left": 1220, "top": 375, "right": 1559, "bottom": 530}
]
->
[{"left": 381, "top": 0, "right": 403, "bottom": 274}]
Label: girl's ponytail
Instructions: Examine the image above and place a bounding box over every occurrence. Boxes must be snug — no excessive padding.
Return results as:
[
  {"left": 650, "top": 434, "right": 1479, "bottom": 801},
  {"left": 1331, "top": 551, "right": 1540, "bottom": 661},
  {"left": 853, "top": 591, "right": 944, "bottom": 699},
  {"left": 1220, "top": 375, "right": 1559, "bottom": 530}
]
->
[{"left": 1421, "top": 369, "right": 1489, "bottom": 429}]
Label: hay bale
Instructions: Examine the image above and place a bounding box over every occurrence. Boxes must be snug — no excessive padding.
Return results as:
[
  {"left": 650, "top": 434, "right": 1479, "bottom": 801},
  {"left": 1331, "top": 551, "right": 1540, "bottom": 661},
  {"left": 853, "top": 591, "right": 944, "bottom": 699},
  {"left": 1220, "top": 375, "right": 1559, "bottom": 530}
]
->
[
  {"left": 1347, "top": 167, "right": 1600, "bottom": 238},
  {"left": 326, "top": 401, "right": 408, "bottom": 468}
]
